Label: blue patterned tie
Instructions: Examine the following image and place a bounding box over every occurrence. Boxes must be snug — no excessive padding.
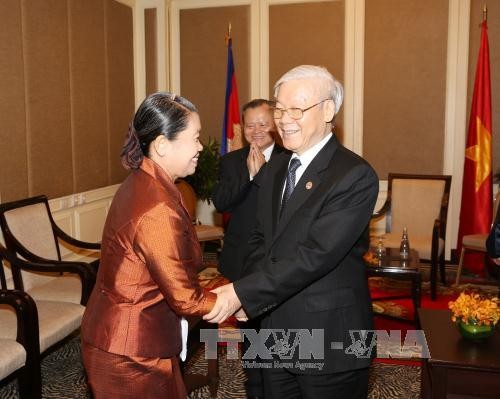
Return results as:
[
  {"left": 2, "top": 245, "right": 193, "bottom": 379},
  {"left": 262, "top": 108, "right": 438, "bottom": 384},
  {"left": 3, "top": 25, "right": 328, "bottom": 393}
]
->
[{"left": 281, "top": 157, "right": 301, "bottom": 214}]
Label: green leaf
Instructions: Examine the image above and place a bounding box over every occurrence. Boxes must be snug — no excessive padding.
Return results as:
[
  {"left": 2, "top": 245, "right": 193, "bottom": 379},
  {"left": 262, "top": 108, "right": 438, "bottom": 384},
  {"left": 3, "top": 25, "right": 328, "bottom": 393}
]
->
[{"left": 185, "top": 137, "right": 221, "bottom": 203}]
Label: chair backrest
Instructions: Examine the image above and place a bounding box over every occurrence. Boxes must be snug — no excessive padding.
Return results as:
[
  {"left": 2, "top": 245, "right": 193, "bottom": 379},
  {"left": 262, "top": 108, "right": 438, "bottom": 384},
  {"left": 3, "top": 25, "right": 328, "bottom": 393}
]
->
[
  {"left": 0, "top": 196, "right": 62, "bottom": 290},
  {"left": 386, "top": 174, "right": 452, "bottom": 238},
  {"left": 176, "top": 179, "right": 197, "bottom": 223}
]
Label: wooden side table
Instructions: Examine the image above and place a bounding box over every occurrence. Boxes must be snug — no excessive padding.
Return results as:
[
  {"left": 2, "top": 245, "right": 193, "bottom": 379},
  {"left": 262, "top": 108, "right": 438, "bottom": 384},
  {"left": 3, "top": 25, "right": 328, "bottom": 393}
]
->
[
  {"left": 419, "top": 308, "right": 500, "bottom": 398},
  {"left": 366, "top": 248, "right": 422, "bottom": 326}
]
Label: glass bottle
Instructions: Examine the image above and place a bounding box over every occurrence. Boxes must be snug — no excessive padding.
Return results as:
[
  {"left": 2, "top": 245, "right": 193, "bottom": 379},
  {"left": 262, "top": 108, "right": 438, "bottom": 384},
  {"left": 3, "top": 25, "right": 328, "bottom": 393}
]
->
[
  {"left": 374, "top": 237, "right": 386, "bottom": 260},
  {"left": 399, "top": 227, "right": 410, "bottom": 260}
]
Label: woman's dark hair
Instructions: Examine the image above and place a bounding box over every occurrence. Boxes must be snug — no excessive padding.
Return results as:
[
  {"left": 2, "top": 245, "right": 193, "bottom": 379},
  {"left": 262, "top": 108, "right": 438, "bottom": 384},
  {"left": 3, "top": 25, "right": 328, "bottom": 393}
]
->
[{"left": 121, "top": 92, "right": 198, "bottom": 169}]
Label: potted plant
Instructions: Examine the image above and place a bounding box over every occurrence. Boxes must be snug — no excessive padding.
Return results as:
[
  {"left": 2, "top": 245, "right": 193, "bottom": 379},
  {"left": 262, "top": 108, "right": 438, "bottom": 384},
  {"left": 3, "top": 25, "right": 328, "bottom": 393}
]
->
[
  {"left": 448, "top": 291, "right": 500, "bottom": 340},
  {"left": 183, "top": 137, "right": 222, "bottom": 226},
  {"left": 185, "top": 137, "right": 221, "bottom": 204}
]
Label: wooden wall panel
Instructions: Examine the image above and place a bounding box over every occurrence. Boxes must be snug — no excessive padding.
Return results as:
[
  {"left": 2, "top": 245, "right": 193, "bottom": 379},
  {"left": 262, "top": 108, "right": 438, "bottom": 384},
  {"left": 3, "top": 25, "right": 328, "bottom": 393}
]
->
[
  {"left": 145, "top": 8, "right": 158, "bottom": 96},
  {"left": 69, "top": 0, "right": 108, "bottom": 192},
  {"left": 180, "top": 6, "right": 250, "bottom": 145},
  {"left": 0, "top": 0, "right": 28, "bottom": 202},
  {"left": 23, "top": 0, "right": 73, "bottom": 198},
  {"left": 469, "top": 0, "right": 500, "bottom": 175},
  {"left": 105, "top": 0, "right": 135, "bottom": 183},
  {"left": 269, "top": 1, "right": 344, "bottom": 141},
  {"left": 363, "top": 0, "right": 448, "bottom": 178},
  {"left": 0, "top": 0, "right": 134, "bottom": 202}
]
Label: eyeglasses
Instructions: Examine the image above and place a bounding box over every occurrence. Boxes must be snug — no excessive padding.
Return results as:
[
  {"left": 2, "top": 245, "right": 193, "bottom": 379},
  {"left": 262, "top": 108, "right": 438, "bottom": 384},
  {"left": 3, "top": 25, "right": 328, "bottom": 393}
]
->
[{"left": 273, "top": 99, "right": 330, "bottom": 120}]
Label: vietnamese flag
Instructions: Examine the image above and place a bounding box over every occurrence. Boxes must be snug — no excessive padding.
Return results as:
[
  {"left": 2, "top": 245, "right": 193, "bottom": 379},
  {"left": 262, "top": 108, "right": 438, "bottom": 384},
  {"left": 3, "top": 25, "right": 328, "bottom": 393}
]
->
[
  {"left": 457, "top": 20, "right": 493, "bottom": 275},
  {"left": 221, "top": 36, "right": 242, "bottom": 155}
]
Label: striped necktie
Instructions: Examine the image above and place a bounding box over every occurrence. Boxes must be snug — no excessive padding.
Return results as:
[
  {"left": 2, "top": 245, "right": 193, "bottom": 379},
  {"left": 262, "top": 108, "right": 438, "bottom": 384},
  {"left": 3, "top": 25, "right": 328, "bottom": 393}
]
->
[{"left": 280, "top": 157, "right": 301, "bottom": 215}]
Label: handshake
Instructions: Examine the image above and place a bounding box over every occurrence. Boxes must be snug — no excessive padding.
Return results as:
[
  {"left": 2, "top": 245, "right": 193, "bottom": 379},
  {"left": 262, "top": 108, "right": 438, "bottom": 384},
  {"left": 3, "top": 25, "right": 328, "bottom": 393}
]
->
[{"left": 203, "top": 283, "right": 248, "bottom": 323}]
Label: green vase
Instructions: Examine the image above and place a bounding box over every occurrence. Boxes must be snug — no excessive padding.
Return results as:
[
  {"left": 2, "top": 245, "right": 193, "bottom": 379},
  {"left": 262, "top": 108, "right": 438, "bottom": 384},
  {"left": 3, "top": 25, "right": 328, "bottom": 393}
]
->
[{"left": 457, "top": 320, "right": 495, "bottom": 341}]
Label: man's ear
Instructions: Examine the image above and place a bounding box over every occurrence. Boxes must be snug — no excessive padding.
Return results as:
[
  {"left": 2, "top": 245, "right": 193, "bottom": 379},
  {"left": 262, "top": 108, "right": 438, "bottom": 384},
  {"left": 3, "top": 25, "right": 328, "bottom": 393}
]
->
[{"left": 323, "top": 99, "right": 335, "bottom": 123}]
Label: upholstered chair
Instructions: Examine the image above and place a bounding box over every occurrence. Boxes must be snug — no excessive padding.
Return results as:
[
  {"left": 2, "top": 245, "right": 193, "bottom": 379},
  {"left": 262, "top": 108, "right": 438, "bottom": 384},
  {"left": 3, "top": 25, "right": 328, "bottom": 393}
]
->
[
  {"left": 371, "top": 174, "right": 452, "bottom": 300},
  {"left": 0, "top": 286, "right": 41, "bottom": 399},
  {"left": 0, "top": 244, "right": 86, "bottom": 347},
  {"left": 455, "top": 190, "right": 500, "bottom": 285},
  {"left": 0, "top": 195, "right": 98, "bottom": 305}
]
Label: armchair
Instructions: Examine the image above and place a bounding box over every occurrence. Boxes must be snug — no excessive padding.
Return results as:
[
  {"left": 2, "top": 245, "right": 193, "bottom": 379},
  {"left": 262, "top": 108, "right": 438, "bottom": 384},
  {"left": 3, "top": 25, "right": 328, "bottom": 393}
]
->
[
  {"left": 0, "top": 287, "right": 41, "bottom": 399},
  {"left": 455, "top": 190, "right": 500, "bottom": 285},
  {"left": 372, "top": 173, "right": 452, "bottom": 300},
  {"left": 0, "top": 195, "right": 98, "bottom": 305},
  {"left": 1, "top": 244, "right": 91, "bottom": 396}
]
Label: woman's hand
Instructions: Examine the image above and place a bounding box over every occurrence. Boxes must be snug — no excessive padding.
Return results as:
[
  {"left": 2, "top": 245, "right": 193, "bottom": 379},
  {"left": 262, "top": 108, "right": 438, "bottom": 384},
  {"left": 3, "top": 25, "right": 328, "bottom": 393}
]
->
[{"left": 235, "top": 308, "right": 248, "bottom": 322}]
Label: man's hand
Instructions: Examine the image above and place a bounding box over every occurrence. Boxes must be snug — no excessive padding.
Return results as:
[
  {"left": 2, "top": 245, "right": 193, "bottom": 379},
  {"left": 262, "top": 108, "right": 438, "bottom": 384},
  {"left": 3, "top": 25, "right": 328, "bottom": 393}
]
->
[
  {"left": 203, "top": 283, "right": 242, "bottom": 323},
  {"left": 247, "top": 143, "right": 266, "bottom": 178}
]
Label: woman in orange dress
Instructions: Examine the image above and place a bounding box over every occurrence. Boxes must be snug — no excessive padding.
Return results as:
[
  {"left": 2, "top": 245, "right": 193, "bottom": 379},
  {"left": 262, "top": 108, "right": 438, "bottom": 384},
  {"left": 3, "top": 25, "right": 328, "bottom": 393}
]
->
[{"left": 81, "top": 92, "right": 216, "bottom": 398}]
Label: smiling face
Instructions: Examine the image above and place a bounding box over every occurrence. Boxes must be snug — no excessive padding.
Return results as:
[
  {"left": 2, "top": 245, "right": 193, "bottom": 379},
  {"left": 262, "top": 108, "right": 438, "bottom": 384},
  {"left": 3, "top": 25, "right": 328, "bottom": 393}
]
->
[
  {"left": 274, "top": 78, "right": 334, "bottom": 155},
  {"left": 157, "top": 112, "right": 203, "bottom": 180},
  {"left": 243, "top": 104, "right": 275, "bottom": 151}
]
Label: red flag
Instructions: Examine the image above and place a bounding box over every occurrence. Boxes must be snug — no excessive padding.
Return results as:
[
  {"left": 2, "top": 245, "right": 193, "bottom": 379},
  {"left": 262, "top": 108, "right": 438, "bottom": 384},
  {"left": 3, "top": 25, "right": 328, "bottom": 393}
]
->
[
  {"left": 221, "top": 31, "right": 242, "bottom": 227},
  {"left": 221, "top": 35, "right": 242, "bottom": 155},
  {"left": 457, "top": 20, "right": 493, "bottom": 275}
]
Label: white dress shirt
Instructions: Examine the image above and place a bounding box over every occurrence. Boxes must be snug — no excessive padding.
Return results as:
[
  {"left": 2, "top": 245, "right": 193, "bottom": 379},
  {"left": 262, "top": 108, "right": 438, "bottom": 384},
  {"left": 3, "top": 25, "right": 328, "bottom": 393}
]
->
[{"left": 286, "top": 133, "right": 333, "bottom": 192}]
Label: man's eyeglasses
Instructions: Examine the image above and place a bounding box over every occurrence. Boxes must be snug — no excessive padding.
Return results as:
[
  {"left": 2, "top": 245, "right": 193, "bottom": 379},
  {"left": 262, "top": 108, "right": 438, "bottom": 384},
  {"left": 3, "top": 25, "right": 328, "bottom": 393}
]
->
[{"left": 273, "top": 99, "right": 330, "bottom": 120}]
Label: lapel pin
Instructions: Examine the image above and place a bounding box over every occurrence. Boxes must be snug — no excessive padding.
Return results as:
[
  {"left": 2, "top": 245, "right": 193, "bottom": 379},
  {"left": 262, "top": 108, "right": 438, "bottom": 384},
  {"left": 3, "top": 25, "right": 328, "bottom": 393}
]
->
[{"left": 305, "top": 181, "right": 313, "bottom": 190}]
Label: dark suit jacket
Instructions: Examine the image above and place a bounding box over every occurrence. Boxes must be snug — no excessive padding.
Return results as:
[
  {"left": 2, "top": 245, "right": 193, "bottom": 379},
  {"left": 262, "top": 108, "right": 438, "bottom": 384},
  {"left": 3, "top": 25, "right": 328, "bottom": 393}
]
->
[
  {"left": 212, "top": 144, "right": 286, "bottom": 281},
  {"left": 486, "top": 205, "right": 500, "bottom": 258},
  {"left": 233, "top": 135, "right": 379, "bottom": 374}
]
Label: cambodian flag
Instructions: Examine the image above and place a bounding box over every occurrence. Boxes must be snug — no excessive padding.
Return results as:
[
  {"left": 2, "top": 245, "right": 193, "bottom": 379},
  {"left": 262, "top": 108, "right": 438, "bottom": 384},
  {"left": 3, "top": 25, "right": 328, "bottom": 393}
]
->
[{"left": 221, "top": 37, "right": 241, "bottom": 155}]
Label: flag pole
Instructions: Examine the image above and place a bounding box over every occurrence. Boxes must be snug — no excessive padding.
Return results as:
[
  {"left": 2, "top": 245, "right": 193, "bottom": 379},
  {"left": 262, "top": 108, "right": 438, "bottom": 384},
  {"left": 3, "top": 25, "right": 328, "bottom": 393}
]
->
[
  {"left": 483, "top": 4, "right": 487, "bottom": 22},
  {"left": 225, "top": 23, "right": 232, "bottom": 46},
  {"left": 221, "top": 21, "right": 241, "bottom": 155}
]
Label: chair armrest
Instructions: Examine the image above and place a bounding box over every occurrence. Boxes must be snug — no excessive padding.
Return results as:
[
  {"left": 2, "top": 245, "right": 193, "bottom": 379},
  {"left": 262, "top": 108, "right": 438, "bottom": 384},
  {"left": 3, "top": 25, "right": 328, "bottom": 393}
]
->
[
  {"left": 0, "top": 289, "right": 42, "bottom": 397},
  {"left": 7, "top": 255, "right": 96, "bottom": 306},
  {"left": 0, "top": 289, "right": 40, "bottom": 355},
  {"left": 53, "top": 223, "right": 101, "bottom": 250},
  {"left": 5, "top": 230, "right": 99, "bottom": 272},
  {"left": 371, "top": 200, "right": 390, "bottom": 220}
]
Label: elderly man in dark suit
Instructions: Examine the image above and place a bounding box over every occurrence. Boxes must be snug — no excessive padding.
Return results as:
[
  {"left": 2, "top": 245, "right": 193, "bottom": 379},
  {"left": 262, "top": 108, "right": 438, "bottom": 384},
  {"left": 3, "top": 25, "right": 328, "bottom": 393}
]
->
[
  {"left": 212, "top": 99, "right": 285, "bottom": 398},
  {"left": 205, "top": 65, "right": 379, "bottom": 398}
]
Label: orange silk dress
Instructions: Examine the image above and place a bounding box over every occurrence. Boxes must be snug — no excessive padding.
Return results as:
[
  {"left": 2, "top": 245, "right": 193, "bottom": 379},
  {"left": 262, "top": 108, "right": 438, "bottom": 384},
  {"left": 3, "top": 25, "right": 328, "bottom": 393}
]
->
[{"left": 81, "top": 157, "right": 216, "bottom": 398}]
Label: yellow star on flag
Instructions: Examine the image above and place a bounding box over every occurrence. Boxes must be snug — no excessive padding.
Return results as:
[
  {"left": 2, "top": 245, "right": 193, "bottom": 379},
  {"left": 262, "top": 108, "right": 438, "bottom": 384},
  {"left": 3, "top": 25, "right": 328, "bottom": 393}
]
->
[{"left": 465, "top": 116, "right": 491, "bottom": 192}]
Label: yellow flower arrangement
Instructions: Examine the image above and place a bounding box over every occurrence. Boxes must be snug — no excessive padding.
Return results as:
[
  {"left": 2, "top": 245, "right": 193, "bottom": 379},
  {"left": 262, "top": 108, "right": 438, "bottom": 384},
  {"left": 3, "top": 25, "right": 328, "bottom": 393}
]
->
[{"left": 448, "top": 292, "right": 500, "bottom": 326}]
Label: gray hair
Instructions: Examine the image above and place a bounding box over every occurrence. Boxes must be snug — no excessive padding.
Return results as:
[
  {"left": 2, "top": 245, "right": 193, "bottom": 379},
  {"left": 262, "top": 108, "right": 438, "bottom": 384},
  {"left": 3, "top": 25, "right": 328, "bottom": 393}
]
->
[{"left": 273, "top": 65, "right": 344, "bottom": 115}]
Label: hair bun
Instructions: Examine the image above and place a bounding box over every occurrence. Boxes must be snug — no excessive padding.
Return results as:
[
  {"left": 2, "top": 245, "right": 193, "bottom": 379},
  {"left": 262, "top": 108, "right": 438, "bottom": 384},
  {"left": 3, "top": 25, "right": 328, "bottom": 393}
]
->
[{"left": 120, "top": 123, "right": 143, "bottom": 169}]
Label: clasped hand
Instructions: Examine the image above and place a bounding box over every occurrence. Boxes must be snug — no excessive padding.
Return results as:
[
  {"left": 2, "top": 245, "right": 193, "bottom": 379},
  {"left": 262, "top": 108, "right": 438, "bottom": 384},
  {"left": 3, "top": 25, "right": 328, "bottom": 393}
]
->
[
  {"left": 203, "top": 283, "right": 248, "bottom": 323},
  {"left": 247, "top": 143, "right": 266, "bottom": 178}
]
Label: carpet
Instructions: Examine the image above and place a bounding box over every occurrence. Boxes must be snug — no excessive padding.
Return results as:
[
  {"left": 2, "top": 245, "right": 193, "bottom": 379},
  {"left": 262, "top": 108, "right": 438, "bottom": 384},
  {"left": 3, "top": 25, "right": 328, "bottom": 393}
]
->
[
  {"left": 2, "top": 266, "right": 496, "bottom": 398},
  {"left": 0, "top": 335, "right": 420, "bottom": 399}
]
